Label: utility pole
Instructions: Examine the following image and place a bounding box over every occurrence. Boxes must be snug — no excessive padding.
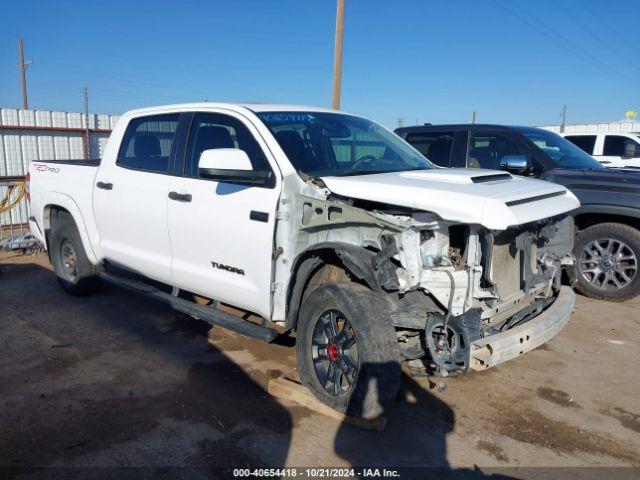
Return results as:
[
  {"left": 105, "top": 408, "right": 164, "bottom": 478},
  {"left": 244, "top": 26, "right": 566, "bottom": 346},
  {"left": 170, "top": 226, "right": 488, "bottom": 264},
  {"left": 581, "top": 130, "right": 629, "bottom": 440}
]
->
[
  {"left": 331, "top": 0, "right": 345, "bottom": 109},
  {"left": 560, "top": 104, "right": 567, "bottom": 133},
  {"left": 397, "top": 118, "right": 405, "bottom": 128},
  {"left": 83, "top": 87, "right": 90, "bottom": 160},
  {"left": 17, "top": 37, "right": 32, "bottom": 110},
  {"left": 472, "top": 111, "right": 477, "bottom": 124}
]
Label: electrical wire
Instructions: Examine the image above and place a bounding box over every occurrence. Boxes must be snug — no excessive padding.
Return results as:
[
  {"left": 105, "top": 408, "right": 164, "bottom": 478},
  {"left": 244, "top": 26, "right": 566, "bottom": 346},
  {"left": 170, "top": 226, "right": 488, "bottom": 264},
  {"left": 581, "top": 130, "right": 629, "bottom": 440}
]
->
[
  {"left": 583, "top": 2, "right": 640, "bottom": 57},
  {"left": 549, "top": 0, "right": 640, "bottom": 74},
  {"left": 493, "top": 0, "right": 638, "bottom": 91},
  {"left": 0, "top": 183, "right": 25, "bottom": 215}
]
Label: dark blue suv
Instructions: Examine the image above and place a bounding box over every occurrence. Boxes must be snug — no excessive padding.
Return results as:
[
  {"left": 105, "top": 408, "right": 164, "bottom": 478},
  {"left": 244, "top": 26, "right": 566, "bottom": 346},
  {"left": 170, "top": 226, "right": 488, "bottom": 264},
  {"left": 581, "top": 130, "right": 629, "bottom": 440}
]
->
[{"left": 397, "top": 124, "right": 640, "bottom": 302}]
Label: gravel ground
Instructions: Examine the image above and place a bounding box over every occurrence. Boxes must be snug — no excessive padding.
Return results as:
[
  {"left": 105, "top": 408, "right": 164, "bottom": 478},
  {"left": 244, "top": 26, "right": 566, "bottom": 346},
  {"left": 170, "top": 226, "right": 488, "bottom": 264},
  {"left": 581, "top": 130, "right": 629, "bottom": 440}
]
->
[{"left": 1, "top": 251, "right": 639, "bottom": 479}]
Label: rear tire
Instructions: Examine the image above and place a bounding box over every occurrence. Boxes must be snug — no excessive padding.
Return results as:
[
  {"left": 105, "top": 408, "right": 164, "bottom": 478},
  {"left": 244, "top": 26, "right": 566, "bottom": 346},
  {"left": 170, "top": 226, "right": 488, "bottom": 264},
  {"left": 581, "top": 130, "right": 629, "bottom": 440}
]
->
[
  {"left": 573, "top": 223, "right": 640, "bottom": 301},
  {"left": 296, "top": 283, "right": 401, "bottom": 419},
  {"left": 49, "top": 210, "right": 102, "bottom": 296}
]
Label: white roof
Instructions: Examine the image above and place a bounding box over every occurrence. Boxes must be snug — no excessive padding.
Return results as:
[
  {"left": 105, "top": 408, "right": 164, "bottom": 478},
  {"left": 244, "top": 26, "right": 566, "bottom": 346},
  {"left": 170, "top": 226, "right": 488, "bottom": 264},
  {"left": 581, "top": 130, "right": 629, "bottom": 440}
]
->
[
  {"left": 123, "top": 102, "right": 340, "bottom": 117},
  {"left": 239, "top": 103, "right": 338, "bottom": 113}
]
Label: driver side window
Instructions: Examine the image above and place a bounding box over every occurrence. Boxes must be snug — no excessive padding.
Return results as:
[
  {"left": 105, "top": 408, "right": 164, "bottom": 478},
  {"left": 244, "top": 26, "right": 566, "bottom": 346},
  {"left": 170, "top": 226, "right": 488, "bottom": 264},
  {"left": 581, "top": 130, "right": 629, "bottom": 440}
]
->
[
  {"left": 467, "top": 132, "right": 527, "bottom": 169},
  {"left": 185, "top": 113, "right": 271, "bottom": 177}
]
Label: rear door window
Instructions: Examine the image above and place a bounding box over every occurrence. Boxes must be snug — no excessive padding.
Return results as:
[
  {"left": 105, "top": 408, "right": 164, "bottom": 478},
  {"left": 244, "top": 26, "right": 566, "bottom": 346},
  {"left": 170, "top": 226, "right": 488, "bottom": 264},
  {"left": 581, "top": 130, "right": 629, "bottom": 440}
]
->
[
  {"left": 565, "top": 135, "right": 596, "bottom": 155},
  {"left": 117, "top": 114, "right": 180, "bottom": 173},
  {"left": 404, "top": 132, "right": 454, "bottom": 167}
]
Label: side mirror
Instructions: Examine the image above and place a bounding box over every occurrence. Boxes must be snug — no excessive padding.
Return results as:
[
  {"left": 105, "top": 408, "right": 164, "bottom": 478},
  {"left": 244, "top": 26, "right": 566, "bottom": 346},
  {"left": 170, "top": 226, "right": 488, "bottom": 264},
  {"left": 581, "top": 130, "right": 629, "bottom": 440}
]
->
[
  {"left": 500, "top": 154, "right": 532, "bottom": 174},
  {"left": 623, "top": 143, "right": 637, "bottom": 159},
  {"left": 198, "top": 148, "right": 272, "bottom": 186}
]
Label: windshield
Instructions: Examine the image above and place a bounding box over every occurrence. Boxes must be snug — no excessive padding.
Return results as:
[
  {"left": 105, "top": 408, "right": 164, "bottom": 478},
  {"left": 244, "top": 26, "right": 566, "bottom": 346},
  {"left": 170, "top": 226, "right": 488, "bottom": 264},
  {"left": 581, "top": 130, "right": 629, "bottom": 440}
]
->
[
  {"left": 257, "top": 112, "right": 433, "bottom": 177},
  {"left": 515, "top": 127, "right": 604, "bottom": 170}
]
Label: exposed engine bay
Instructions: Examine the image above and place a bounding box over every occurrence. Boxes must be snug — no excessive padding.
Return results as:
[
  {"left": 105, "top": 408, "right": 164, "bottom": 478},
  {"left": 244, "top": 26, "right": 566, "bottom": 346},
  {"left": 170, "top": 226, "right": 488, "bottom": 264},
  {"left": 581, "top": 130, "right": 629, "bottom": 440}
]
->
[
  {"left": 271, "top": 174, "right": 575, "bottom": 377},
  {"left": 393, "top": 213, "right": 573, "bottom": 376}
]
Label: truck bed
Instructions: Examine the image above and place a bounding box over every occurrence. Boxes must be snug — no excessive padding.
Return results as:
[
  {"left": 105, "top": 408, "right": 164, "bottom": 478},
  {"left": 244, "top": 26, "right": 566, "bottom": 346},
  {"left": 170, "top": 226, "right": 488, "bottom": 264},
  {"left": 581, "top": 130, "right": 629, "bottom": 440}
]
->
[
  {"left": 35, "top": 159, "right": 102, "bottom": 167},
  {"left": 28, "top": 159, "right": 102, "bottom": 261}
]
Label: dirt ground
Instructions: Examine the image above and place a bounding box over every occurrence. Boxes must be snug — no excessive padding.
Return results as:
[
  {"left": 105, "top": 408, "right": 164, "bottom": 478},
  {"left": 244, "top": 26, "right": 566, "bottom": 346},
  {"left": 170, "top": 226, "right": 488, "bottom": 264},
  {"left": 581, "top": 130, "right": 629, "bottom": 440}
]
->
[{"left": 1, "top": 251, "right": 639, "bottom": 479}]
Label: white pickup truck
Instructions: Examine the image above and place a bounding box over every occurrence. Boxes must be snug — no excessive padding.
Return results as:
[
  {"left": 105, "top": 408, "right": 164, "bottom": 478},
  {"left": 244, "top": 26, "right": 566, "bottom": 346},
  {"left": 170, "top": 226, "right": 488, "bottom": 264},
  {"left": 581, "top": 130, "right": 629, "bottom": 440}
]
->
[{"left": 28, "top": 103, "right": 579, "bottom": 417}]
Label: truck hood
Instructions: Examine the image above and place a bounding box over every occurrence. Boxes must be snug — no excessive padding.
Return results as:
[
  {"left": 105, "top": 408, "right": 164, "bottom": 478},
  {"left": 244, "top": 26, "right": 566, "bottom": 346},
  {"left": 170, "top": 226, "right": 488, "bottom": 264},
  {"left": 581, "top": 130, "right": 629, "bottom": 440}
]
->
[{"left": 321, "top": 168, "right": 580, "bottom": 230}]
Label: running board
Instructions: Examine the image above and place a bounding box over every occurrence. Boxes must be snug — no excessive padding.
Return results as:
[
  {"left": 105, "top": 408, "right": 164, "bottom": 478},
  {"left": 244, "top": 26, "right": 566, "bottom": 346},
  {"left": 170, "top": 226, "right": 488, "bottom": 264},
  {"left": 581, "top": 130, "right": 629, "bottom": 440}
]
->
[{"left": 100, "top": 272, "right": 279, "bottom": 342}]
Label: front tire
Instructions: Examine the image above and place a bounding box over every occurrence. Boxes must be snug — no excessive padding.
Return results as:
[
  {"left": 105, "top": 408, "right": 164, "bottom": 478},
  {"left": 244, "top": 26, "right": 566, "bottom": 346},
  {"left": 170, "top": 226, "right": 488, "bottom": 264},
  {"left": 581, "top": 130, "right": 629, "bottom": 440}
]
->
[
  {"left": 296, "top": 283, "right": 401, "bottom": 419},
  {"left": 49, "top": 210, "right": 102, "bottom": 296},
  {"left": 573, "top": 223, "right": 640, "bottom": 301}
]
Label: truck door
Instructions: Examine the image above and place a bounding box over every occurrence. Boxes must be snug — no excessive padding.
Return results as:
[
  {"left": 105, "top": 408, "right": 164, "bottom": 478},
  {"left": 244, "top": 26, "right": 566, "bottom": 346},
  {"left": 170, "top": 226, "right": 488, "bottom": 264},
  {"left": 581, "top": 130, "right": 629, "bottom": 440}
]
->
[
  {"left": 93, "top": 113, "right": 180, "bottom": 284},
  {"left": 167, "top": 111, "right": 280, "bottom": 318}
]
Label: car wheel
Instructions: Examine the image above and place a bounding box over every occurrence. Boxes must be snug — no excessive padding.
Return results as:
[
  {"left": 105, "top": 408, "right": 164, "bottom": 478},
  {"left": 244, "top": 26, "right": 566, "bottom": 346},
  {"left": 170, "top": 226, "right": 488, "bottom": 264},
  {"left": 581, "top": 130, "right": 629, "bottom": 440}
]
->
[
  {"left": 573, "top": 223, "right": 640, "bottom": 301},
  {"left": 49, "top": 210, "right": 103, "bottom": 296},
  {"left": 296, "top": 283, "right": 401, "bottom": 419}
]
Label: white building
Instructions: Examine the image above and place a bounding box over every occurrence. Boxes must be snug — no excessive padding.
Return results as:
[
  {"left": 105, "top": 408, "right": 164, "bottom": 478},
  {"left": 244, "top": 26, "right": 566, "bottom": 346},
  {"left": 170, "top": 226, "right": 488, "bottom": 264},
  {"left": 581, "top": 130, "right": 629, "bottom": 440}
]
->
[{"left": 540, "top": 119, "right": 640, "bottom": 134}]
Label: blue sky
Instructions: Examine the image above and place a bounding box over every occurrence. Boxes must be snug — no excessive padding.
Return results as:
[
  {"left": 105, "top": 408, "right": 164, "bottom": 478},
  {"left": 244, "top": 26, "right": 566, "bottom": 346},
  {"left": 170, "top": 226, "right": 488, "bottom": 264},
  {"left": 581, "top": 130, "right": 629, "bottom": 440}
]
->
[{"left": 0, "top": 0, "right": 638, "bottom": 128}]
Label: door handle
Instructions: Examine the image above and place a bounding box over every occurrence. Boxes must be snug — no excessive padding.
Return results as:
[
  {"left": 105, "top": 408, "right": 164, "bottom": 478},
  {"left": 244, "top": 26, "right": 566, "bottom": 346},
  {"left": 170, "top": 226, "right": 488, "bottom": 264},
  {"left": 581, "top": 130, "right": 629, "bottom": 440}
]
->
[
  {"left": 96, "top": 181, "right": 113, "bottom": 190},
  {"left": 168, "top": 191, "right": 192, "bottom": 202}
]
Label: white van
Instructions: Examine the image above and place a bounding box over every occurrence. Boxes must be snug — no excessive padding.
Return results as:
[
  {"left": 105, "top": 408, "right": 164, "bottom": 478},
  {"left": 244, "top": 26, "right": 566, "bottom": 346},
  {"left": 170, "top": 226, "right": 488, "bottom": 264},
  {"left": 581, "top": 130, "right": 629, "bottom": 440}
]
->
[{"left": 560, "top": 132, "right": 640, "bottom": 168}]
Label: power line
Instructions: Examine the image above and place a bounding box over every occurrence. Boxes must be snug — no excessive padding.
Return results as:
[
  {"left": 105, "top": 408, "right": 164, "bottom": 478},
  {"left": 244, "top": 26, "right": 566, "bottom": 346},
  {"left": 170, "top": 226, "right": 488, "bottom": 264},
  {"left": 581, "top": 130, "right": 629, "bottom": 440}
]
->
[
  {"left": 583, "top": 2, "right": 640, "bottom": 57},
  {"left": 27, "top": 81, "right": 185, "bottom": 104},
  {"left": 513, "top": 1, "right": 640, "bottom": 83},
  {"left": 549, "top": 0, "right": 640, "bottom": 74},
  {"left": 493, "top": 0, "right": 637, "bottom": 89},
  {"left": 495, "top": 1, "right": 607, "bottom": 73},
  {"left": 33, "top": 61, "right": 210, "bottom": 98}
]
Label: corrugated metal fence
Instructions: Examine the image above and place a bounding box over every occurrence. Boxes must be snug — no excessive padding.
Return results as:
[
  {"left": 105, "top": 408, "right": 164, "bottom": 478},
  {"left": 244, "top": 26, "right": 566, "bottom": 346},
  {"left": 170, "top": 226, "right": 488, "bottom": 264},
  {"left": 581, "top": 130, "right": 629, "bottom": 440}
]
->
[{"left": 0, "top": 108, "right": 119, "bottom": 231}]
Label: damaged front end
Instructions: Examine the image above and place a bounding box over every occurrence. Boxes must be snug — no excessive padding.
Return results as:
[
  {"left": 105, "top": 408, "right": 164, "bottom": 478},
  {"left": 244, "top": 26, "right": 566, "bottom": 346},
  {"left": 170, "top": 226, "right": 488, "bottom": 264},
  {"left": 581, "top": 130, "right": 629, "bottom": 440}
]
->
[
  {"left": 373, "top": 208, "right": 575, "bottom": 376},
  {"left": 273, "top": 175, "right": 575, "bottom": 377}
]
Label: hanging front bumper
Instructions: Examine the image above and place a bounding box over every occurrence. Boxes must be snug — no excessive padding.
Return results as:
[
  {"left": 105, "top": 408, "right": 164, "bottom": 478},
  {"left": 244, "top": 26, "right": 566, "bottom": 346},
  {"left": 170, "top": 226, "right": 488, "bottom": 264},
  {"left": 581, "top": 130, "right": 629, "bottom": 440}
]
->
[{"left": 469, "top": 286, "right": 575, "bottom": 371}]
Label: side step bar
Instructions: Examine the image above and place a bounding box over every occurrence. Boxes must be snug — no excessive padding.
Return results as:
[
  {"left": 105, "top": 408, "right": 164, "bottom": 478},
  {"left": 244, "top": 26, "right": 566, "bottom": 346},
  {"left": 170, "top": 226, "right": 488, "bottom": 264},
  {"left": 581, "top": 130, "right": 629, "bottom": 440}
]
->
[{"left": 100, "top": 272, "right": 279, "bottom": 343}]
